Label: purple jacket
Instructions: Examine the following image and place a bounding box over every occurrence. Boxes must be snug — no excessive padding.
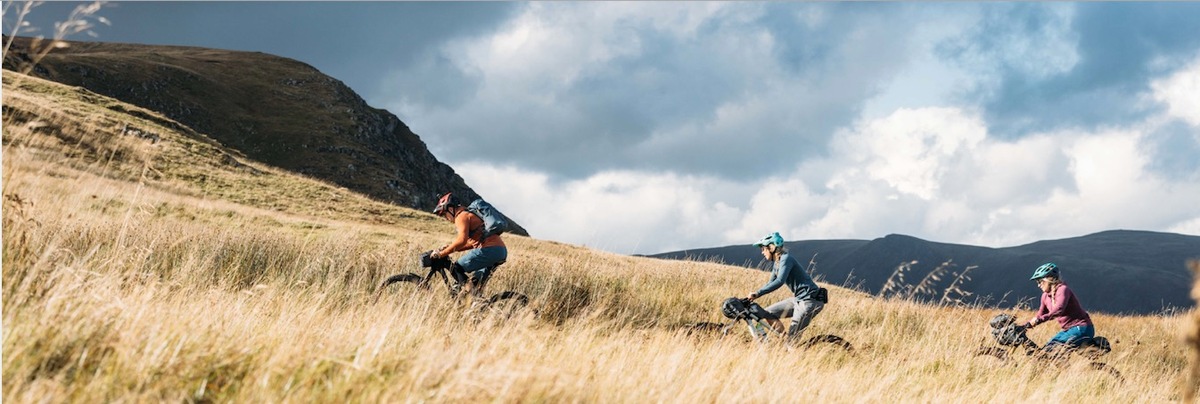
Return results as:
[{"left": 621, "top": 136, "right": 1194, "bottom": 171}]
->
[{"left": 1035, "top": 282, "right": 1092, "bottom": 330}]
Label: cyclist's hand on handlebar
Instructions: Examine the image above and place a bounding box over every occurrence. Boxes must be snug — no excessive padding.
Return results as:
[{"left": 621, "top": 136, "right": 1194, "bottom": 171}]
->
[{"left": 747, "top": 292, "right": 759, "bottom": 301}]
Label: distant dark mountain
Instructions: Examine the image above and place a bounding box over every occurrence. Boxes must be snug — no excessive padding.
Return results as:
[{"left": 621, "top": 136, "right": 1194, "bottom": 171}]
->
[
  {"left": 2, "top": 36, "right": 527, "bottom": 235},
  {"left": 652, "top": 230, "right": 1200, "bottom": 315}
]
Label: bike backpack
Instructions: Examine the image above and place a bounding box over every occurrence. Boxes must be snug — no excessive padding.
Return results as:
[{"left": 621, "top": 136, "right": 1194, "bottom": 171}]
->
[
  {"left": 988, "top": 313, "right": 1033, "bottom": 347},
  {"left": 465, "top": 198, "right": 510, "bottom": 241}
]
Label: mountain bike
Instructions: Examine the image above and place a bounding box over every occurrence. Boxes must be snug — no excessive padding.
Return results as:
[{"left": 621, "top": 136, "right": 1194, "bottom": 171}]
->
[
  {"left": 686, "top": 297, "right": 853, "bottom": 352},
  {"left": 975, "top": 313, "right": 1122, "bottom": 381},
  {"left": 376, "top": 251, "right": 531, "bottom": 320}
]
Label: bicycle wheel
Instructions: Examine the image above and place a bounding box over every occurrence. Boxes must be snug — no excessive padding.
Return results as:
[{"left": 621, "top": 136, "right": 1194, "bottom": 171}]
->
[
  {"left": 974, "top": 346, "right": 1011, "bottom": 360},
  {"left": 1087, "top": 361, "right": 1125, "bottom": 382},
  {"left": 801, "top": 334, "right": 853, "bottom": 352},
  {"left": 679, "top": 322, "right": 734, "bottom": 337},
  {"left": 374, "top": 273, "right": 429, "bottom": 303},
  {"left": 379, "top": 273, "right": 423, "bottom": 289},
  {"left": 477, "top": 290, "right": 531, "bottom": 321}
]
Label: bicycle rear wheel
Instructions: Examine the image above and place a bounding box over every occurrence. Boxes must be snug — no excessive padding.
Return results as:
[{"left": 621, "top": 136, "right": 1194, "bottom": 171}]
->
[
  {"left": 676, "top": 322, "right": 738, "bottom": 338},
  {"left": 476, "top": 290, "right": 531, "bottom": 321},
  {"left": 801, "top": 334, "right": 854, "bottom": 352}
]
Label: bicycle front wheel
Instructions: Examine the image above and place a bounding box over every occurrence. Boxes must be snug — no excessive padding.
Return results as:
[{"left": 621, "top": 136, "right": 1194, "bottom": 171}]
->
[
  {"left": 374, "top": 273, "right": 430, "bottom": 303},
  {"left": 380, "top": 273, "right": 423, "bottom": 288}
]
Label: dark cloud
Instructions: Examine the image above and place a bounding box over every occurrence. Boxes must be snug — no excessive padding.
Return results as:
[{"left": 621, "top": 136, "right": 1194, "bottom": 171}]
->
[
  {"left": 16, "top": 1, "right": 517, "bottom": 101},
  {"left": 428, "top": 3, "right": 922, "bottom": 181},
  {"left": 941, "top": 3, "right": 1200, "bottom": 138}
]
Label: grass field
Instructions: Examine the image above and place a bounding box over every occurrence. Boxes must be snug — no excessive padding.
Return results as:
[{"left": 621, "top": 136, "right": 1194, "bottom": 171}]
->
[{"left": 4, "top": 69, "right": 1196, "bottom": 402}]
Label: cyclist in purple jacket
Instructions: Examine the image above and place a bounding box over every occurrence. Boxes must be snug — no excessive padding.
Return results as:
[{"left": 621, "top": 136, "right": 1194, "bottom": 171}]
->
[{"left": 1022, "top": 262, "right": 1095, "bottom": 352}]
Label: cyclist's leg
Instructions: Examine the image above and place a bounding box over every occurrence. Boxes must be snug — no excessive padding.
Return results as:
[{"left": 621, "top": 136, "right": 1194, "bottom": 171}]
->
[
  {"left": 763, "top": 298, "right": 795, "bottom": 333},
  {"left": 1062, "top": 324, "right": 1095, "bottom": 348},
  {"left": 1043, "top": 325, "right": 1093, "bottom": 353},
  {"left": 457, "top": 246, "right": 507, "bottom": 298},
  {"left": 449, "top": 263, "right": 469, "bottom": 286},
  {"left": 787, "top": 299, "right": 825, "bottom": 342}
]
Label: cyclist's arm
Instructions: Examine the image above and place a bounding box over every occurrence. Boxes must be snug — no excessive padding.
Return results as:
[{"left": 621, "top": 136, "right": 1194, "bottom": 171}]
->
[
  {"left": 1027, "top": 292, "right": 1053, "bottom": 327},
  {"left": 435, "top": 212, "right": 473, "bottom": 257},
  {"left": 752, "top": 263, "right": 790, "bottom": 299},
  {"left": 1036, "top": 285, "right": 1071, "bottom": 323}
]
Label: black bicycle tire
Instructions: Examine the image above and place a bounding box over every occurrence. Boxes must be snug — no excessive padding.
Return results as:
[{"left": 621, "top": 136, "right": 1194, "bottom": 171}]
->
[
  {"left": 802, "top": 334, "right": 854, "bottom": 352},
  {"left": 678, "top": 322, "right": 733, "bottom": 337},
  {"left": 379, "top": 273, "right": 424, "bottom": 289},
  {"left": 974, "top": 346, "right": 1011, "bottom": 360},
  {"left": 473, "top": 290, "right": 531, "bottom": 321},
  {"left": 1088, "top": 361, "right": 1125, "bottom": 382},
  {"left": 486, "top": 290, "right": 530, "bottom": 306}
]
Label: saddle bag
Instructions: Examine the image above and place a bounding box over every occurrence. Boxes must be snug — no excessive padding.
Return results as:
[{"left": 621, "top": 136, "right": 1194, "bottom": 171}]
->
[{"left": 811, "top": 287, "right": 829, "bottom": 304}]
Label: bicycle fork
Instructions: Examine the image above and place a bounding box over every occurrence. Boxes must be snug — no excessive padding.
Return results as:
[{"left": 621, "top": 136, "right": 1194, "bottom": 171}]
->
[{"left": 743, "top": 317, "right": 781, "bottom": 342}]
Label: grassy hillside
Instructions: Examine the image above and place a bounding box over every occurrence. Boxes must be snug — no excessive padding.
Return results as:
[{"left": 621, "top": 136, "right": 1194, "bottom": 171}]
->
[
  {"left": 3, "top": 69, "right": 1195, "bottom": 402},
  {"left": 2, "top": 35, "right": 527, "bottom": 236}
]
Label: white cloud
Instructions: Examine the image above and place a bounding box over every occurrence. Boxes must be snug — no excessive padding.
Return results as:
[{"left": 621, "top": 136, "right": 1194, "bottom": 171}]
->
[
  {"left": 1152, "top": 55, "right": 1200, "bottom": 127},
  {"left": 455, "top": 104, "right": 1200, "bottom": 255},
  {"left": 456, "top": 163, "right": 745, "bottom": 254},
  {"left": 404, "top": 3, "right": 1200, "bottom": 255},
  {"left": 390, "top": 2, "right": 920, "bottom": 179},
  {"left": 832, "top": 107, "right": 987, "bottom": 200}
]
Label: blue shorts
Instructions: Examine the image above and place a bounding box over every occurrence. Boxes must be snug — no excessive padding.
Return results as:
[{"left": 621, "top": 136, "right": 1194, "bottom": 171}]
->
[
  {"left": 456, "top": 246, "right": 507, "bottom": 283},
  {"left": 1045, "top": 324, "right": 1095, "bottom": 349}
]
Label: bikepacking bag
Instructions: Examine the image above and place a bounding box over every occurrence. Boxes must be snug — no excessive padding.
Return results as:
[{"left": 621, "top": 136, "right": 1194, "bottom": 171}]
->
[
  {"left": 465, "top": 198, "right": 511, "bottom": 241},
  {"left": 988, "top": 313, "right": 1031, "bottom": 347},
  {"left": 420, "top": 250, "right": 452, "bottom": 270},
  {"left": 811, "top": 287, "right": 829, "bottom": 304}
]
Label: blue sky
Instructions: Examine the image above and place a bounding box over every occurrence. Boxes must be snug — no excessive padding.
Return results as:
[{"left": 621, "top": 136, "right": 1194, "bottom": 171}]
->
[{"left": 11, "top": 2, "right": 1200, "bottom": 254}]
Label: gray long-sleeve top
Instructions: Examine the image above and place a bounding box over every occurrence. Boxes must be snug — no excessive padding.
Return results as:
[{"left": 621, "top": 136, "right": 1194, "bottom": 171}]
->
[{"left": 755, "top": 252, "right": 820, "bottom": 300}]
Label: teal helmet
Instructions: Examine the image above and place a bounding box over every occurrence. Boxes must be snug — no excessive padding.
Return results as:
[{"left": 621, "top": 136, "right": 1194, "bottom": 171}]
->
[
  {"left": 753, "top": 232, "right": 785, "bottom": 248},
  {"left": 1030, "top": 262, "right": 1059, "bottom": 280}
]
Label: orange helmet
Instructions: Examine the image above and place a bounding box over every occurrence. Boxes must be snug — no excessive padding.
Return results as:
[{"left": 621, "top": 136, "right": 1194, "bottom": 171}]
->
[{"left": 433, "top": 192, "right": 461, "bottom": 215}]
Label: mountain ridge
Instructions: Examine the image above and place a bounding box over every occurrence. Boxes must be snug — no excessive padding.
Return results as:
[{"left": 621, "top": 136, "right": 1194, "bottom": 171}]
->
[{"left": 2, "top": 35, "right": 528, "bottom": 235}]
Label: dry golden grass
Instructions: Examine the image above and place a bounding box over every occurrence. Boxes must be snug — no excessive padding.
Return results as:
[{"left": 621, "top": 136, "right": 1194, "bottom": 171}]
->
[{"left": 2, "top": 69, "right": 1194, "bottom": 402}]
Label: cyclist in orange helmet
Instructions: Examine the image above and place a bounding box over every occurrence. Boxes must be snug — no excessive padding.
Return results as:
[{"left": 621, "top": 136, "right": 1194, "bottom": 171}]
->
[{"left": 431, "top": 192, "right": 507, "bottom": 298}]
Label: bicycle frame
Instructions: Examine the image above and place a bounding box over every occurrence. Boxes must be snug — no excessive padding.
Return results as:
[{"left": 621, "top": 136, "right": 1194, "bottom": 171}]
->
[
  {"left": 741, "top": 316, "right": 781, "bottom": 342},
  {"left": 721, "top": 299, "right": 784, "bottom": 342},
  {"left": 417, "top": 263, "right": 457, "bottom": 292},
  {"left": 382, "top": 255, "right": 503, "bottom": 298}
]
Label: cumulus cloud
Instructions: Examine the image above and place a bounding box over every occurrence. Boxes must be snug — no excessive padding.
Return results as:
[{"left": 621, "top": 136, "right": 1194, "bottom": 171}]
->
[
  {"left": 54, "top": 2, "right": 1199, "bottom": 254},
  {"left": 1152, "top": 56, "right": 1200, "bottom": 128},
  {"left": 460, "top": 103, "right": 1200, "bottom": 254},
  {"left": 392, "top": 2, "right": 921, "bottom": 180},
  {"left": 457, "top": 163, "right": 747, "bottom": 254},
  {"left": 435, "top": 3, "right": 1200, "bottom": 255},
  {"left": 943, "top": 2, "right": 1200, "bottom": 137}
]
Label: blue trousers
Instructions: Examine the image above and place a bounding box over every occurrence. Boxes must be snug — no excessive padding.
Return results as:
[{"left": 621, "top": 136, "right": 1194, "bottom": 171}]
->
[
  {"left": 1044, "top": 324, "right": 1095, "bottom": 350},
  {"left": 456, "top": 246, "right": 507, "bottom": 284}
]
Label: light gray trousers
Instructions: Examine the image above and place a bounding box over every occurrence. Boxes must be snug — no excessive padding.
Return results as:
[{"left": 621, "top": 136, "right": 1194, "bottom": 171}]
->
[{"left": 765, "top": 297, "right": 825, "bottom": 340}]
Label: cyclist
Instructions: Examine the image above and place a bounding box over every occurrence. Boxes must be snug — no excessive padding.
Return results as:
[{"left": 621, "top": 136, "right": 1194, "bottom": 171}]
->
[
  {"left": 430, "top": 192, "right": 507, "bottom": 298},
  {"left": 1022, "top": 262, "right": 1095, "bottom": 352},
  {"left": 745, "top": 232, "right": 826, "bottom": 343}
]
